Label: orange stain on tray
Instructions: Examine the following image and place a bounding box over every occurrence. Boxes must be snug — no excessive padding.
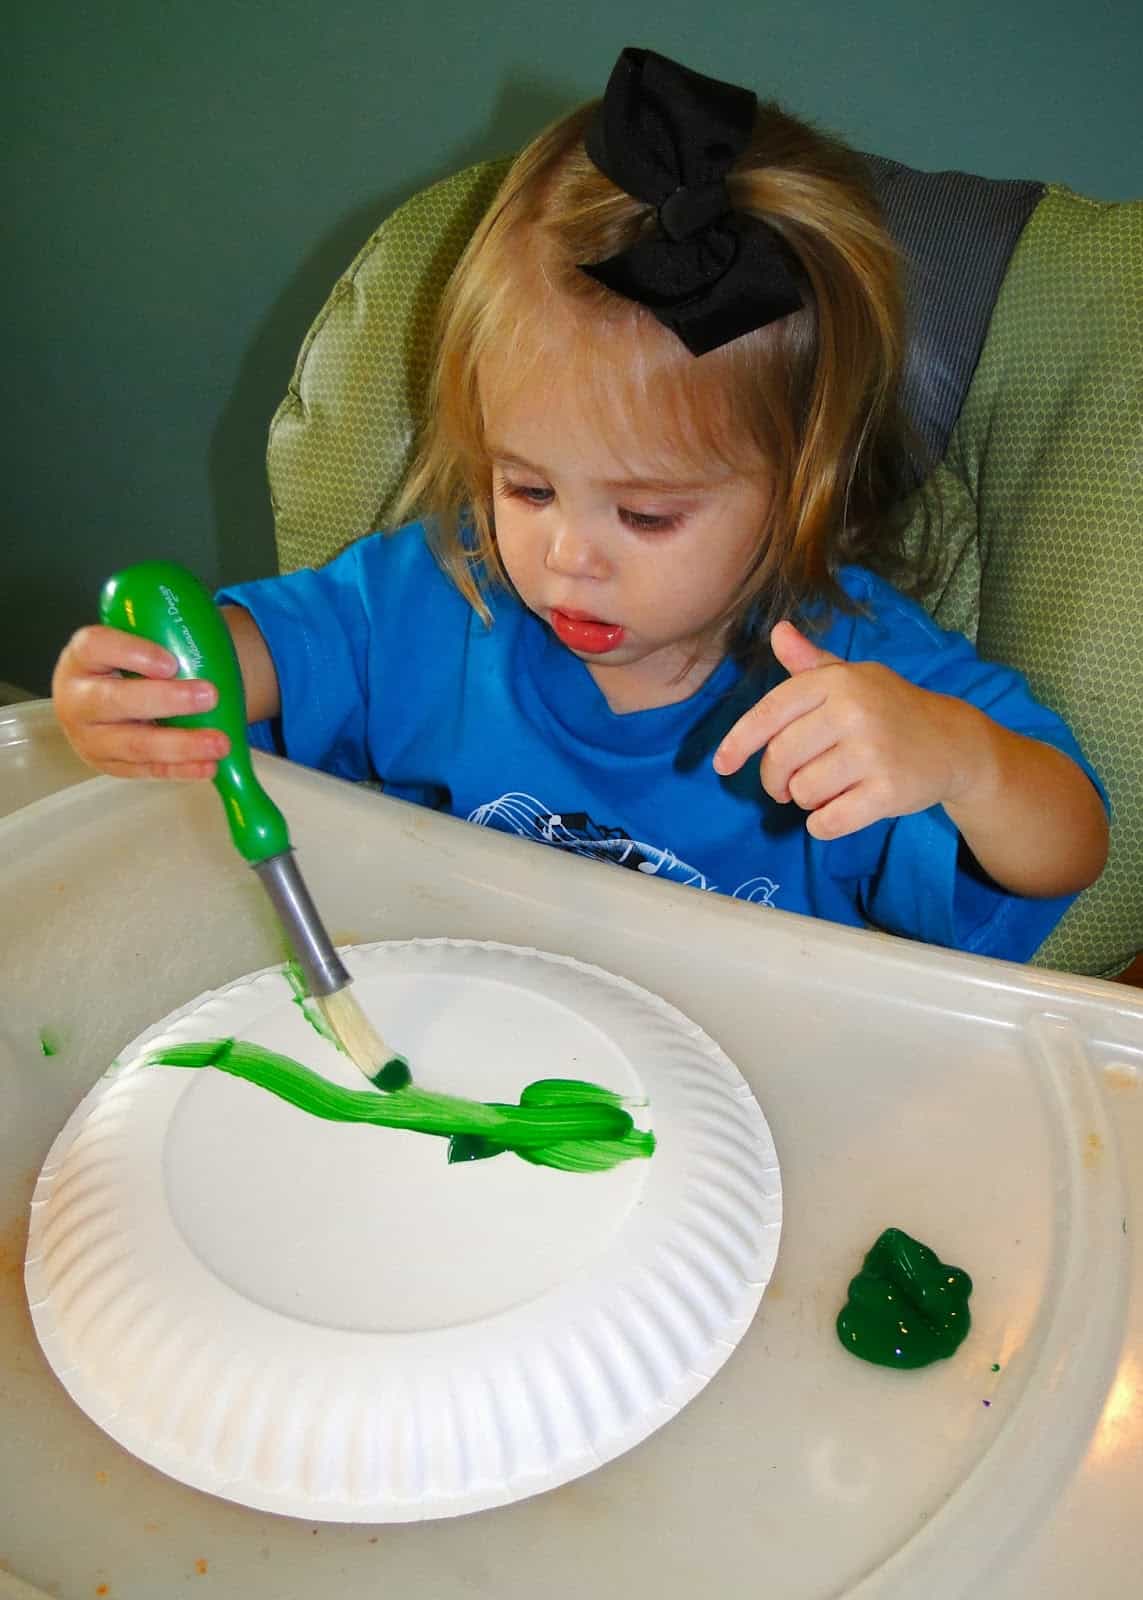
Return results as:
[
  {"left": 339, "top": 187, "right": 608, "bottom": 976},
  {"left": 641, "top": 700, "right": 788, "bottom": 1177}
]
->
[
  {"left": 0, "top": 1217, "right": 27, "bottom": 1282},
  {"left": 195, "top": 1558, "right": 209, "bottom": 1575}
]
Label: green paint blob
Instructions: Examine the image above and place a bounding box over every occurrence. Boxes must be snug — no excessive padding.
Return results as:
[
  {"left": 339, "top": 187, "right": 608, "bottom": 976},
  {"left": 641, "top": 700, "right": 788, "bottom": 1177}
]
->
[
  {"left": 444, "top": 1079, "right": 651, "bottom": 1170},
  {"left": 145, "top": 1039, "right": 655, "bottom": 1174},
  {"left": 39, "top": 1030, "right": 61, "bottom": 1057},
  {"left": 836, "top": 1227, "right": 972, "bottom": 1369},
  {"left": 371, "top": 1056, "right": 413, "bottom": 1091}
]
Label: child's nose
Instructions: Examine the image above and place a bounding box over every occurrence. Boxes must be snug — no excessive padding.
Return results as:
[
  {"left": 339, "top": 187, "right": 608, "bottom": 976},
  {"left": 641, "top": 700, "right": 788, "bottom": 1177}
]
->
[{"left": 545, "top": 520, "right": 607, "bottom": 578}]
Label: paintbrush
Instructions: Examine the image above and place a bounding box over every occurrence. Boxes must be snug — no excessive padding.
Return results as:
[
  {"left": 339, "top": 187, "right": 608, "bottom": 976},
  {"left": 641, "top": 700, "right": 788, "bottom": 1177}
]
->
[{"left": 99, "top": 560, "right": 411, "bottom": 1092}]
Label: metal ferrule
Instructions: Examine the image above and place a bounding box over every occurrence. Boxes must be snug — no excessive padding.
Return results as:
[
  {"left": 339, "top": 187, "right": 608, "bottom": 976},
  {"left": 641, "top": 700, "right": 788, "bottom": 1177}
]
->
[{"left": 253, "top": 852, "right": 350, "bottom": 998}]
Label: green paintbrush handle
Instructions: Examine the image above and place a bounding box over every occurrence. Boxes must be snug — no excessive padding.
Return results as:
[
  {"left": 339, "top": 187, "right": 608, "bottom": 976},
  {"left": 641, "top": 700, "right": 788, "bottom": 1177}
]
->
[{"left": 99, "top": 560, "right": 292, "bottom": 865}]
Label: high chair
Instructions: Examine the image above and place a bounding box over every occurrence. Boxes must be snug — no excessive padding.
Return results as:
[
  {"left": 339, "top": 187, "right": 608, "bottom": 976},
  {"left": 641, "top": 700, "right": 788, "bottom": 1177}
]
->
[{"left": 264, "top": 153, "right": 1143, "bottom": 979}]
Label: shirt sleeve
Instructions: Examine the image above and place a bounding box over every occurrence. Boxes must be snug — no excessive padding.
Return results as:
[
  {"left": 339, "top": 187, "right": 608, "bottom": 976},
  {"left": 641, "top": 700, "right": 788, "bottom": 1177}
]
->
[
  {"left": 216, "top": 539, "right": 379, "bottom": 782},
  {"left": 821, "top": 570, "right": 1110, "bottom": 962}
]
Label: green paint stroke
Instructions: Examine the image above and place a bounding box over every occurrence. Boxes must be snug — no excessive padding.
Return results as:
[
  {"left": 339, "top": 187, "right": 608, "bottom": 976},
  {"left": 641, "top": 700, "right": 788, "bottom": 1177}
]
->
[
  {"left": 282, "top": 958, "right": 340, "bottom": 1046},
  {"left": 282, "top": 959, "right": 413, "bottom": 1091},
  {"left": 837, "top": 1227, "right": 972, "bottom": 1369},
  {"left": 145, "top": 1039, "right": 655, "bottom": 1174},
  {"left": 39, "top": 1029, "right": 61, "bottom": 1057}
]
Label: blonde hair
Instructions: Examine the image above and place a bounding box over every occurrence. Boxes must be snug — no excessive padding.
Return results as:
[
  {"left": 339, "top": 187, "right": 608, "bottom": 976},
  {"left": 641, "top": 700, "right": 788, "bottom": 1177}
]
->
[{"left": 396, "top": 97, "right": 925, "bottom": 670}]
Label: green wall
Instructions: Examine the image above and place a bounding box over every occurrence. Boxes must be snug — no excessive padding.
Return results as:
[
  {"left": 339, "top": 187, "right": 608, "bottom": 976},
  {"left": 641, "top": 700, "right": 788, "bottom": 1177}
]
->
[{"left": 5, "top": 0, "right": 1140, "bottom": 694}]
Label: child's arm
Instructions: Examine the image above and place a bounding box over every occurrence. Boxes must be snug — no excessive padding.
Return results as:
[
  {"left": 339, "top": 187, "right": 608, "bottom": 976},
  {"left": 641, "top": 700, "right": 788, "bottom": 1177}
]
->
[
  {"left": 926, "top": 699, "right": 1108, "bottom": 896},
  {"left": 713, "top": 622, "right": 1108, "bottom": 899},
  {"left": 52, "top": 604, "right": 278, "bottom": 782}
]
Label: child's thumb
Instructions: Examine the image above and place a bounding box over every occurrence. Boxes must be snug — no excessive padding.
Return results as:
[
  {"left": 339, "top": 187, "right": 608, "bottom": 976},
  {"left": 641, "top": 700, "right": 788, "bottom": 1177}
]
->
[{"left": 770, "top": 620, "right": 841, "bottom": 676}]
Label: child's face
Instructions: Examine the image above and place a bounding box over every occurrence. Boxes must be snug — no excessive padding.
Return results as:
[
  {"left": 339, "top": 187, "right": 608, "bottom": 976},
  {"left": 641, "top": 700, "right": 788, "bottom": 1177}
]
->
[{"left": 485, "top": 373, "right": 770, "bottom": 714}]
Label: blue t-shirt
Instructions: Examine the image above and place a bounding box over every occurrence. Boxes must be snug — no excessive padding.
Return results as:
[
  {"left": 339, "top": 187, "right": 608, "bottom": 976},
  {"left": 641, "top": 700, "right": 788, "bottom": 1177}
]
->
[{"left": 219, "top": 523, "right": 1105, "bottom": 961}]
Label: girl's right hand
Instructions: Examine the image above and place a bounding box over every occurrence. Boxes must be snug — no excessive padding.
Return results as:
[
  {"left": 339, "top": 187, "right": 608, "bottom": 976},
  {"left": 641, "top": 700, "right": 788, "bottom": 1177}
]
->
[{"left": 52, "top": 625, "right": 229, "bottom": 781}]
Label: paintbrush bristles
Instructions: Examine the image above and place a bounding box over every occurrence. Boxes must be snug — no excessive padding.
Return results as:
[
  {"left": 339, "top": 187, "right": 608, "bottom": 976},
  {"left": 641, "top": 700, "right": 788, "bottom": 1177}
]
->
[
  {"left": 316, "top": 986, "right": 412, "bottom": 1091},
  {"left": 317, "top": 986, "right": 388, "bottom": 1071}
]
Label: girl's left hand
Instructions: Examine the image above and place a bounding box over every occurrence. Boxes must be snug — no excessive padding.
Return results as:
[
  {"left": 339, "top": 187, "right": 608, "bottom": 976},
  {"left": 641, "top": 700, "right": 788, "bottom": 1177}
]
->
[{"left": 712, "top": 621, "right": 969, "bottom": 840}]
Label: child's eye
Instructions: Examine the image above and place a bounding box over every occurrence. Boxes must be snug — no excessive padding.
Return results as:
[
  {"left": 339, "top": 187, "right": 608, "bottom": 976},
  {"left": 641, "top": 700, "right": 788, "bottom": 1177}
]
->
[
  {"left": 620, "top": 507, "right": 684, "bottom": 533},
  {"left": 497, "top": 477, "right": 553, "bottom": 507}
]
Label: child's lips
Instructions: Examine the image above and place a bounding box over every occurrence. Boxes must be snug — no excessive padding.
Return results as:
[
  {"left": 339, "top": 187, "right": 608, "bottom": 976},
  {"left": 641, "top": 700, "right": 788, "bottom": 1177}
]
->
[{"left": 549, "top": 608, "right": 626, "bottom": 654}]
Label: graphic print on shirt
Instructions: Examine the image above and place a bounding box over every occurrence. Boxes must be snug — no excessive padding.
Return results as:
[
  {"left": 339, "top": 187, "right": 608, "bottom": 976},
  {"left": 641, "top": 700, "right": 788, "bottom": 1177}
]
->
[{"left": 466, "top": 791, "right": 780, "bottom": 905}]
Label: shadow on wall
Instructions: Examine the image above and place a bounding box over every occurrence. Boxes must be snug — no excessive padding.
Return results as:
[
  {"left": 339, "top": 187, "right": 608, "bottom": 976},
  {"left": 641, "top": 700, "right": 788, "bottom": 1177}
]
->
[
  {"left": 208, "top": 74, "right": 576, "bottom": 586},
  {"left": 2, "top": 575, "right": 93, "bottom": 701}
]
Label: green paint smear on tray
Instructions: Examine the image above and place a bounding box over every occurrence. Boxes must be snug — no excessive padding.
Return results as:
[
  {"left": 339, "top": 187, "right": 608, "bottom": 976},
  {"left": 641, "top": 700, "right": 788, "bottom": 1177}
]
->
[
  {"left": 39, "top": 1029, "right": 61, "bottom": 1057},
  {"left": 145, "top": 1038, "right": 655, "bottom": 1174},
  {"left": 836, "top": 1227, "right": 973, "bottom": 1369}
]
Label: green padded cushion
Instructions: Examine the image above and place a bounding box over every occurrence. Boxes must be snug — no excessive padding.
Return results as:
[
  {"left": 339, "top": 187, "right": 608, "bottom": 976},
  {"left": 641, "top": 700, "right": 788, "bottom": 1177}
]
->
[
  {"left": 939, "top": 186, "right": 1143, "bottom": 976},
  {"left": 267, "top": 160, "right": 511, "bottom": 573}
]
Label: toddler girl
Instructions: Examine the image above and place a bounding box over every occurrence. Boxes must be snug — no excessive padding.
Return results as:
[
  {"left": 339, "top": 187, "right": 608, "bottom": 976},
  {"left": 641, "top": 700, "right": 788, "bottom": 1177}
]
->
[{"left": 53, "top": 47, "right": 1108, "bottom": 961}]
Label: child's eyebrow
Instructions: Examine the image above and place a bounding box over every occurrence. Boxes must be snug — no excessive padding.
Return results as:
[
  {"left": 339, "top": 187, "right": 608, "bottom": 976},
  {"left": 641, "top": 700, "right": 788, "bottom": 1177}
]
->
[
  {"left": 488, "top": 447, "right": 713, "bottom": 494},
  {"left": 603, "top": 474, "right": 711, "bottom": 492}
]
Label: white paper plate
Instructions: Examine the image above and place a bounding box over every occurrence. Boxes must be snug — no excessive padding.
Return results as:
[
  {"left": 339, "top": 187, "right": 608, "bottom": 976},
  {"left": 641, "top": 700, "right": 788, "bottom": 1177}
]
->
[{"left": 25, "top": 938, "right": 780, "bottom": 1521}]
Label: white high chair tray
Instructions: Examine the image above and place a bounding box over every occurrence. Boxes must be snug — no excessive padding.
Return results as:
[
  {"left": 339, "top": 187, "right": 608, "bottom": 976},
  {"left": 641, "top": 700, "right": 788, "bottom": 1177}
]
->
[
  {"left": 1, "top": 758, "right": 1141, "bottom": 1600},
  {"left": 0, "top": 699, "right": 92, "bottom": 821}
]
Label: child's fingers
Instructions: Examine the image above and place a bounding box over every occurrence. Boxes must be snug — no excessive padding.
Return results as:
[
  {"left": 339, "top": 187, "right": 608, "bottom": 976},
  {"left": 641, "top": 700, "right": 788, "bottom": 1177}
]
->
[
  {"left": 769, "top": 621, "right": 842, "bottom": 676},
  {"left": 80, "top": 672, "right": 218, "bottom": 724},
  {"left": 61, "top": 624, "right": 180, "bottom": 680},
  {"left": 804, "top": 782, "right": 888, "bottom": 841},
  {"left": 83, "top": 724, "right": 229, "bottom": 769},
  {"left": 759, "top": 706, "right": 840, "bottom": 802},
  {"left": 713, "top": 676, "right": 829, "bottom": 776},
  {"left": 53, "top": 624, "right": 227, "bottom": 783},
  {"left": 717, "top": 620, "right": 851, "bottom": 777},
  {"left": 100, "top": 758, "right": 220, "bottom": 783},
  {"left": 772, "top": 743, "right": 856, "bottom": 812}
]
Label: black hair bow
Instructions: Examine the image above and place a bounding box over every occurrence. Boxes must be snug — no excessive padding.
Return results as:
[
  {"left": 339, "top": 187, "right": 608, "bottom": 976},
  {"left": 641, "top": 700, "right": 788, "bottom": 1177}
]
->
[{"left": 579, "top": 48, "right": 804, "bottom": 356}]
